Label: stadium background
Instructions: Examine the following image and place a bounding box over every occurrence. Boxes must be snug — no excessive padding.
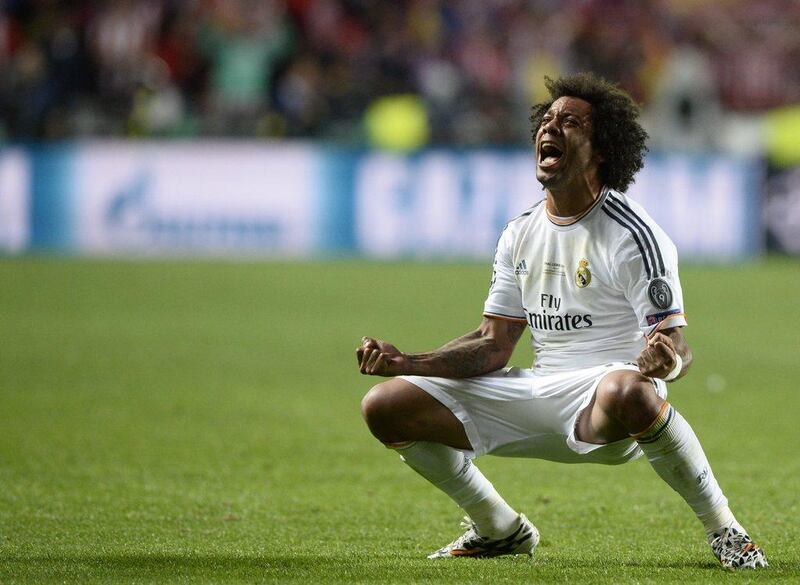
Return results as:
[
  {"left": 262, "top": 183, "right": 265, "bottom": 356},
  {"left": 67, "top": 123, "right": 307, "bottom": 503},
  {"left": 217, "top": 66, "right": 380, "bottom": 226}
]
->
[{"left": 1, "top": 0, "right": 799, "bottom": 582}]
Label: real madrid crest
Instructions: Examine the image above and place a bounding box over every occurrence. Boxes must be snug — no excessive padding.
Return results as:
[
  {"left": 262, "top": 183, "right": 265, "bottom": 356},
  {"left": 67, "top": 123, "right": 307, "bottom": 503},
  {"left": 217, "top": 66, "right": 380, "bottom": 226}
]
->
[{"left": 575, "top": 258, "right": 591, "bottom": 288}]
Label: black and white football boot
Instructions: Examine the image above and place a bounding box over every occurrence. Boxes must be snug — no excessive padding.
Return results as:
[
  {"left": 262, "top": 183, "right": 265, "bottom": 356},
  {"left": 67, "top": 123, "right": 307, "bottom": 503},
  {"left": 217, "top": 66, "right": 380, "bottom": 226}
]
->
[
  {"left": 709, "top": 526, "right": 768, "bottom": 569},
  {"left": 427, "top": 514, "right": 539, "bottom": 559}
]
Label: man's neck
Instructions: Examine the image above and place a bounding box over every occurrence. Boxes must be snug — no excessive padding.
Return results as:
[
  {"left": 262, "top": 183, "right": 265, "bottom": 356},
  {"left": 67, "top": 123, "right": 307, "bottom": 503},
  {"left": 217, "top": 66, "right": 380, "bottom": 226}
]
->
[{"left": 545, "top": 177, "right": 604, "bottom": 218}]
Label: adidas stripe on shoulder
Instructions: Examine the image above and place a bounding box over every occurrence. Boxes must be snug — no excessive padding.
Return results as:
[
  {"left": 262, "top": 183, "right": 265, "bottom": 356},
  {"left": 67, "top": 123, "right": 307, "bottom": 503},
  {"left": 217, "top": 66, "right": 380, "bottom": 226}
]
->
[{"left": 601, "top": 193, "right": 666, "bottom": 280}]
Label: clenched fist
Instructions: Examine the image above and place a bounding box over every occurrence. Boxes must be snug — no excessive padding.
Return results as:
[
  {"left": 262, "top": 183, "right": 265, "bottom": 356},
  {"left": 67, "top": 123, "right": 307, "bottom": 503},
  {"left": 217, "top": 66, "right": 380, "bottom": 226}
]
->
[
  {"left": 637, "top": 332, "right": 679, "bottom": 379},
  {"left": 356, "top": 337, "right": 409, "bottom": 376}
]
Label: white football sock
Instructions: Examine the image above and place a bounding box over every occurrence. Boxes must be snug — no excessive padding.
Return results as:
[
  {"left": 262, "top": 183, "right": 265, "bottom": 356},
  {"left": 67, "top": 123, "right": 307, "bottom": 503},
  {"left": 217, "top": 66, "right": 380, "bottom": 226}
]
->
[
  {"left": 634, "top": 402, "right": 742, "bottom": 539},
  {"left": 391, "top": 441, "right": 519, "bottom": 538},
  {"left": 697, "top": 505, "right": 745, "bottom": 542}
]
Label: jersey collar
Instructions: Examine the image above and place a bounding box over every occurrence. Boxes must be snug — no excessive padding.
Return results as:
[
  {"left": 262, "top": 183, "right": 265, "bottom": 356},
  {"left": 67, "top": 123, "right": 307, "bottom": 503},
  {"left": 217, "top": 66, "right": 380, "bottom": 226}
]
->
[{"left": 545, "top": 186, "right": 609, "bottom": 227}]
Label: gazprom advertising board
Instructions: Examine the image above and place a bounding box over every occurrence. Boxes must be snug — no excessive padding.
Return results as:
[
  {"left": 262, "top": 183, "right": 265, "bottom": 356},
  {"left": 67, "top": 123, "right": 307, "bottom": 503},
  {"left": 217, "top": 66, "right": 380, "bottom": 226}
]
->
[
  {"left": 0, "top": 143, "right": 762, "bottom": 260},
  {"left": 627, "top": 153, "right": 761, "bottom": 261},
  {"left": 351, "top": 150, "right": 761, "bottom": 261},
  {"left": 354, "top": 152, "right": 537, "bottom": 258}
]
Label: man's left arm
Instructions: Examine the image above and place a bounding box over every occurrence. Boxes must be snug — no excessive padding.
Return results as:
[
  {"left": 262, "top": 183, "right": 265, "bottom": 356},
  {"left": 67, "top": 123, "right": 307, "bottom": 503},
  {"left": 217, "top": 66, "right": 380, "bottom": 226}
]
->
[{"left": 637, "top": 326, "right": 693, "bottom": 381}]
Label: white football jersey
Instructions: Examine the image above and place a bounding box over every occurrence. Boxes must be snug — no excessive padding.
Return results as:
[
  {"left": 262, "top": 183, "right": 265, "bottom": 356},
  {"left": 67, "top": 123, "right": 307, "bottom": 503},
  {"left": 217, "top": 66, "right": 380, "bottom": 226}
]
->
[{"left": 484, "top": 186, "right": 687, "bottom": 373}]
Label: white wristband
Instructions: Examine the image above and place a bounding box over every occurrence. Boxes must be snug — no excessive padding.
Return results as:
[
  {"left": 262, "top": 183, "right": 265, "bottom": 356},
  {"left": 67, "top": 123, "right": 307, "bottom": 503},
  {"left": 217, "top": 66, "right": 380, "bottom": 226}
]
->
[{"left": 662, "top": 353, "right": 683, "bottom": 382}]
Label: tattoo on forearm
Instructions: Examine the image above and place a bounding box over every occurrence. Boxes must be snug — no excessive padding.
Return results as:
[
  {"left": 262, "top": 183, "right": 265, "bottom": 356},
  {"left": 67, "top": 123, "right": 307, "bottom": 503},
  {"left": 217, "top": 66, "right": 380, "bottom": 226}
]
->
[
  {"left": 408, "top": 327, "right": 514, "bottom": 378},
  {"left": 436, "top": 340, "right": 495, "bottom": 377}
]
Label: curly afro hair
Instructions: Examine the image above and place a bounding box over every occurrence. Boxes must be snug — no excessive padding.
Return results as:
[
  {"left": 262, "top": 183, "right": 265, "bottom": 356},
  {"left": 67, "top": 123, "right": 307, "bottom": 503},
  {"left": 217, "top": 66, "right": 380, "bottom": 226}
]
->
[{"left": 529, "top": 73, "right": 648, "bottom": 193}]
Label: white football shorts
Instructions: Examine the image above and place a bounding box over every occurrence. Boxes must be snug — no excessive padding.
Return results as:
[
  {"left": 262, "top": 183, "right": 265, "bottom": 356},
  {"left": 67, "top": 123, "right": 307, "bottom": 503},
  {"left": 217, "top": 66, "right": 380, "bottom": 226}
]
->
[{"left": 400, "top": 363, "right": 667, "bottom": 464}]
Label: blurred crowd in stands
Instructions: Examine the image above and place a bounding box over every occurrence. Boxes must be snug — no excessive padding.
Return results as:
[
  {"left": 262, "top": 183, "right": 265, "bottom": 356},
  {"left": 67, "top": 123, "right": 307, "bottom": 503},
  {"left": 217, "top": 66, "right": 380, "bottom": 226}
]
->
[{"left": 1, "top": 0, "right": 799, "bottom": 149}]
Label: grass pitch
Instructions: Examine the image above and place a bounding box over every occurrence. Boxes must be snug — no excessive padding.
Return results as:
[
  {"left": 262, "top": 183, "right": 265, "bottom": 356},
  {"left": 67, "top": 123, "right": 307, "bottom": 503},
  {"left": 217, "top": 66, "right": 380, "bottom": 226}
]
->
[{"left": 1, "top": 257, "right": 798, "bottom": 583}]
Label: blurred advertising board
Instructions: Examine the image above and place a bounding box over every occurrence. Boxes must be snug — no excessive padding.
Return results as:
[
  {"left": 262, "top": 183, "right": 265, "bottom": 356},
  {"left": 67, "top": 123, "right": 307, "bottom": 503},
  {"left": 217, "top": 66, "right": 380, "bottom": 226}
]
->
[
  {"left": 626, "top": 153, "right": 762, "bottom": 261},
  {"left": 764, "top": 165, "right": 800, "bottom": 254},
  {"left": 0, "top": 148, "right": 31, "bottom": 253},
  {"left": 353, "top": 152, "right": 536, "bottom": 258},
  {"left": 352, "top": 151, "right": 762, "bottom": 261},
  {"left": 3, "top": 144, "right": 763, "bottom": 260},
  {"left": 30, "top": 142, "right": 317, "bottom": 256}
]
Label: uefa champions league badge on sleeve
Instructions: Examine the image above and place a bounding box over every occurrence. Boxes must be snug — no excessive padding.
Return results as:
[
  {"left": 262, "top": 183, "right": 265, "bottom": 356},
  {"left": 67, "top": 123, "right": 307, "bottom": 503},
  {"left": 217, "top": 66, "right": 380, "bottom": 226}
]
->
[{"left": 647, "top": 278, "right": 673, "bottom": 309}]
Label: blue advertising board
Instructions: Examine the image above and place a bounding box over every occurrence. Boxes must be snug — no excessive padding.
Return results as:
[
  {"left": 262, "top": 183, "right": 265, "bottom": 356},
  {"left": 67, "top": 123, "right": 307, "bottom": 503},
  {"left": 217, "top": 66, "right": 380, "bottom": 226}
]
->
[{"left": 0, "top": 143, "right": 762, "bottom": 261}]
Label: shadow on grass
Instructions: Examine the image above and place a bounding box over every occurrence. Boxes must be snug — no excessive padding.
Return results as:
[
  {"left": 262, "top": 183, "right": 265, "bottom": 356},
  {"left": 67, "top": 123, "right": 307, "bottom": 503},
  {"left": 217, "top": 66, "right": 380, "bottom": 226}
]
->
[{"left": 3, "top": 552, "right": 792, "bottom": 581}]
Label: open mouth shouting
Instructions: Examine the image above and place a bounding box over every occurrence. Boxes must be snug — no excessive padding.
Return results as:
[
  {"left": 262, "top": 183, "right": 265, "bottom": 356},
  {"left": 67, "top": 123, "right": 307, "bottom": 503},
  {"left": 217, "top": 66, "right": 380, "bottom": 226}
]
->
[{"left": 538, "top": 140, "right": 563, "bottom": 169}]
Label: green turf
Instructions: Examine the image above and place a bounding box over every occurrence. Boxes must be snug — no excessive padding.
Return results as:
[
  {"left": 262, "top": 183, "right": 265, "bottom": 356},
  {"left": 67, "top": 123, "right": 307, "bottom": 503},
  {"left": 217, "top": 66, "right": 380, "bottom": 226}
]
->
[{"left": 1, "top": 257, "right": 798, "bottom": 583}]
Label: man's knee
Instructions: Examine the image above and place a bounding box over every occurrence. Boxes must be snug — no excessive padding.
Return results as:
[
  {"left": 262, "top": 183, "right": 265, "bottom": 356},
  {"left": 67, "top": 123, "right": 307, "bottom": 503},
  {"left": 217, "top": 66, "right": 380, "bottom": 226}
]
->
[
  {"left": 360, "top": 379, "right": 472, "bottom": 449},
  {"left": 596, "top": 372, "right": 663, "bottom": 432},
  {"left": 360, "top": 380, "right": 407, "bottom": 444}
]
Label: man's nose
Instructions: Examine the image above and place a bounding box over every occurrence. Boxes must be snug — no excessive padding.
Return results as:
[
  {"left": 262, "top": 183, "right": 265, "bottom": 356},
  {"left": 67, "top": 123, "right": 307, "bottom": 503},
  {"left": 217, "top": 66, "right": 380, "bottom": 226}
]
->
[{"left": 542, "top": 117, "right": 561, "bottom": 135}]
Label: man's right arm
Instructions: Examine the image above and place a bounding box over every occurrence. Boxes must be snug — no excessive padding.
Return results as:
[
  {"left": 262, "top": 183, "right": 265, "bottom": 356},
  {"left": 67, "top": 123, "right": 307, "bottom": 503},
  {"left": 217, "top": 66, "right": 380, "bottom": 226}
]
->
[{"left": 356, "top": 316, "right": 527, "bottom": 378}]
